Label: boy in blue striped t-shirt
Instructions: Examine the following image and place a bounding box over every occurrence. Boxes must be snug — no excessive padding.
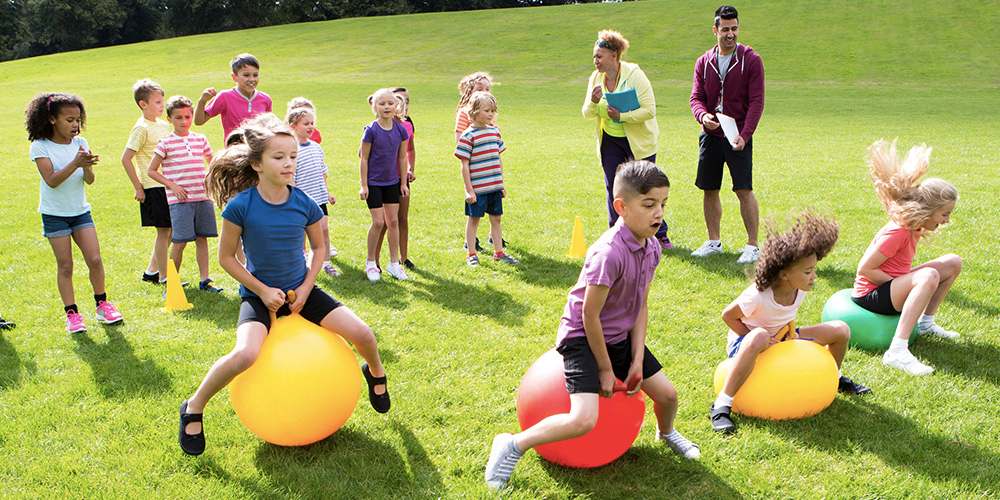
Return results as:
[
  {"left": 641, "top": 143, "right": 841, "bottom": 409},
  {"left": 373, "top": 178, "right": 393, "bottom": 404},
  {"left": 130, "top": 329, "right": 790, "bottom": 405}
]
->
[
  {"left": 288, "top": 106, "right": 339, "bottom": 276},
  {"left": 456, "top": 92, "right": 518, "bottom": 267}
]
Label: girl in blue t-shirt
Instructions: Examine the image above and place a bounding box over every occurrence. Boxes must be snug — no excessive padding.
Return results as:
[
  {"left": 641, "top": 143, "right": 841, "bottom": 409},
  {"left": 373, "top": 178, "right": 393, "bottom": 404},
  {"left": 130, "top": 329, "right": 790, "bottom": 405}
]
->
[
  {"left": 26, "top": 93, "right": 125, "bottom": 334},
  {"left": 177, "top": 114, "right": 391, "bottom": 456}
]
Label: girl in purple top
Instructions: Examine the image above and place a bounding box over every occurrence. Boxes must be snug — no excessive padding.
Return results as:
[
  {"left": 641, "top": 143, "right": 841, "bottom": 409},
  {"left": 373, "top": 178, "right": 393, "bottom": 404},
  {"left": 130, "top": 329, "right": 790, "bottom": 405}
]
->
[{"left": 359, "top": 88, "right": 410, "bottom": 283}]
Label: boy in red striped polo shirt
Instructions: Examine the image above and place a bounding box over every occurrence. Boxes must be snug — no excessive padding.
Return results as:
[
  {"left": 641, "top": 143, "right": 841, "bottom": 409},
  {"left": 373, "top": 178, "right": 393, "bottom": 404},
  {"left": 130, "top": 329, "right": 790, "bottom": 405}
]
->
[
  {"left": 147, "top": 96, "right": 222, "bottom": 293},
  {"left": 456, "top": 91, "right": 517, "bottom": 267}
]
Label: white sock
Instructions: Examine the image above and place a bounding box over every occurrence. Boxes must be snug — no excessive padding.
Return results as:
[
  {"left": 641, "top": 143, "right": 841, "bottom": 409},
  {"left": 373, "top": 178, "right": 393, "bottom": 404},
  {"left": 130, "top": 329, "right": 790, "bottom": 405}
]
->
[
  {"left": 713, "top": 392, "right": 734, "bottom": 409},
  {"left": 918, "top": 314, "right": 935, "bottom": 330},
  {"left": 889, "top": 337, "right": 910, "bottom": 355}
]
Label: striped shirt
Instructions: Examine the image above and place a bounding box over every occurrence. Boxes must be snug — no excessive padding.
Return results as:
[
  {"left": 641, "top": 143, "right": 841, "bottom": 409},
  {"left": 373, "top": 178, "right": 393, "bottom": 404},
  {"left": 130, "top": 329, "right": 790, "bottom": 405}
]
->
[
  {"left": 294, "top": 141, "right": 329, "bottom": 206},
  {"left": 154, "top": 132, "right": 212, "bottom": 204},
  {"left": 455, "top": 126, "right": 505, "bottom": 194}
]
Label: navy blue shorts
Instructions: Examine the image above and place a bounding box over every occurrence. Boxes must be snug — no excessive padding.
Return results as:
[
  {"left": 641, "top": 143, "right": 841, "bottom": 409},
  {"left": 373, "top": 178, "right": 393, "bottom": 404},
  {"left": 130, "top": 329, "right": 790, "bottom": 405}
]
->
[
  {"left": 557, "top": 336, "right": 663, "bottom": 394},
  {"left": 465, "top": 190, "right": 503, "bottom": 218},
  {"left": 696, "top": 132, "right": 753, "bottom": 191},
  {"left": 41, "top": 211, "right": 95, "bottom": 238}
]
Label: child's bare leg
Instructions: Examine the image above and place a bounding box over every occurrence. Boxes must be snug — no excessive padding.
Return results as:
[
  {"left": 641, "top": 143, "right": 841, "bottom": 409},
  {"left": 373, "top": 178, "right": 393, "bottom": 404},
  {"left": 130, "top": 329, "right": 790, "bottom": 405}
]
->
[
  {"left": 799, "top": 321, "right": 850, "bottom": 367},
  {"left": 320, "top": 306, "right": 385, "bottom": 394},
  {"left": 376, "top": 224, "right": 386, "bottom": 264},
  {"left": 489, "top": 215, "right": 503, "bottom": 254},
  {"left": 171, "top": 241, "right": 187, "bottom": 275},
  {"left": 643, "top": 371, "right": 700, "bottom": 458},
  {"left": 721, "top": 328, "right": 770, "bottom": 396},
  {"left": 383, "top": 203, "right": 401, "bottom": 263},
  {"left": 912, "top": 254, "right": 962, "bottom": 315},
  {"left": 398, "top": 194, "right": 410, "bottom": 261},
  {"left": 320, "top": 216, "right": 332, "bottom": 260},
  {"left": 366, "top": 208, "right": 386, "bottom": 262},
  {"left": 465, "top": 217, "right": 481, "bottom": 254},
  {"left": 48, "top": 236, "right": 76, "bottom": 306},
  {"left": 195, "top": 237, "right": 210, "bottom": 281},
  {"left": 185, "top": 322, "right": 268, "bottom": 432},
  {"left": 154, "top": 228, "right": 172, "bottom": 277},
  {"left": 513, "top": 393, "right": 599, "bottom": 451},
  {"left": 72, "top": 227, "right": 106, "bottom": 295},
  {"left": 890, "top": 268, "right": 939, "bottom": 340}
]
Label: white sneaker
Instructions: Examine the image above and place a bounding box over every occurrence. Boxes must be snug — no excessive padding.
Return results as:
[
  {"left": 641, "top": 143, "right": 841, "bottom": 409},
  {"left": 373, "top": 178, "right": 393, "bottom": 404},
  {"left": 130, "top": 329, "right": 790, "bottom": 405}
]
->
[
  {"left": 484, "top": 433, "right": 523, "bottom": 490},
  {"left": 691, "top": 240, "right": 723, "bottom": 257},
  {"left": 736, "top": 245, "right": 760, "bottom": 264},
  {"left": 919, "top": 323, "right": 960, "bottom": 340},
  {"left": 365, "top": 262, "right": 381, "bottom": 282},
  {"left": 882, "top": 349, "right": 934, "bottom": 376},
  {"left": 386, "top": 262, "right": 408, "bottom": 281},
  {"left": 328, "top": 246, "right": 338, "bottom": 257},
  {"left": 658, "top": 429, "right": 701, "bottom": 460}
]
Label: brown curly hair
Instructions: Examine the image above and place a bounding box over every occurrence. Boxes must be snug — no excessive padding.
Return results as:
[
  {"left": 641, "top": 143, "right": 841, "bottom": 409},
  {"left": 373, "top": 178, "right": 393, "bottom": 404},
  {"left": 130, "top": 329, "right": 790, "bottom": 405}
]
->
[
  {"left": 754, "top": 212, "right": 839, "bottom": 291},
  {"left": 25, "top": 92, "right": 86, "bottom": 141}
]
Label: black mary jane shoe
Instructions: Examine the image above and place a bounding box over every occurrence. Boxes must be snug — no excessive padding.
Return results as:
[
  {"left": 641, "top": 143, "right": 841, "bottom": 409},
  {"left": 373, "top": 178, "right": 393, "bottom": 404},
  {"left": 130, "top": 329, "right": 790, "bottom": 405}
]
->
[
  {"left": 178, "top": 400, "right": 206, "bottom": 456},
  {"left": 838, "top": 375, "right": 872, "bottom": 395},
  {"left": 362, "top": 363, "right": 391, "bottom": 414}
]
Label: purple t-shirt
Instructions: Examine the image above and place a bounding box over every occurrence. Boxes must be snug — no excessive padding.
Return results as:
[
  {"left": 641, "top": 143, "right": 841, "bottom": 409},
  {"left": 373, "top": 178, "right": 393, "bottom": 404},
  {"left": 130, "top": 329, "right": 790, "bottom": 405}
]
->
[
  {"left": 361, "top": 120, "right": 409, "bottom": 186},
  {"left": 204, "top": 88, "right": 273, "bottom": 141},
  {"left": 556, "top": 220, "right": 661, "bottom": 346}
]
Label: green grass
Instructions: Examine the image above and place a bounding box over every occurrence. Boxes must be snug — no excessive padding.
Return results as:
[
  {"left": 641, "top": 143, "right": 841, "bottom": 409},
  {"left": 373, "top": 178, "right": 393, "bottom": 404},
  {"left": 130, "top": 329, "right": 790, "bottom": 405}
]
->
[{"left": 1, "top": 0, "right": 999, "bottom": 497}]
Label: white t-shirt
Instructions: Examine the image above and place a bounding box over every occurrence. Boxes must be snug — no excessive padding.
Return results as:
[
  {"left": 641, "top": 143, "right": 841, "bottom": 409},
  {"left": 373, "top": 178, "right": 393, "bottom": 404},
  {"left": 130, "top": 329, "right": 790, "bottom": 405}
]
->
[
  {"left": 31, "top": 137, "right": 91, "bottom": 216},
  {"left": 726, "top": 284, "right": 805, "bottom": 347}
]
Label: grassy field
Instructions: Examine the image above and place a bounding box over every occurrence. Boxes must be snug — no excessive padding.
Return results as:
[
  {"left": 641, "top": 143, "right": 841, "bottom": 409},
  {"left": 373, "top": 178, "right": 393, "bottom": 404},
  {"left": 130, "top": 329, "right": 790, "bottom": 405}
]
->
[{"left": 1, "top": 0, "right": 999, "bottom": 497}]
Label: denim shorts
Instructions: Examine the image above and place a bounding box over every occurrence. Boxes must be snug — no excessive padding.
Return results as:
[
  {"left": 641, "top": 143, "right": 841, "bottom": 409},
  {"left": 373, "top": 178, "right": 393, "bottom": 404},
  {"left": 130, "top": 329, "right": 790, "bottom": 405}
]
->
[
  {"left": 169, "top": 200, "right": 218, "bottom": 243},
  {"left": 41, "top": 211, "right": 95, "bottom": 238},
  {"left": 465, "top": 190, "right": 503, "bottom": 218}
]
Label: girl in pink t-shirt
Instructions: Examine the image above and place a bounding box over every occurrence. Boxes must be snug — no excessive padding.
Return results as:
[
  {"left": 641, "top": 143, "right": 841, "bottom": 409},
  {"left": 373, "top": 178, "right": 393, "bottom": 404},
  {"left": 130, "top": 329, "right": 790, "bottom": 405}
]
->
[
  {"left": 710, "top": 213, "right": 870, "bottom": 435},
  {"left": 853, "top": 140, "right": 962, "bottom": 376},
  {"left": 455, "top": 72, "right": 493, "bottom": 141}
]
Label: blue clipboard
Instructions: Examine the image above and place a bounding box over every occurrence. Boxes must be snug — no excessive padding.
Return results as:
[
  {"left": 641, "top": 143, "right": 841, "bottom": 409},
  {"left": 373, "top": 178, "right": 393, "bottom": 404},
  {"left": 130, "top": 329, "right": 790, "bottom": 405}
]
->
[{"left": 604, "top": 88, "right": 639, "bottom": 120}]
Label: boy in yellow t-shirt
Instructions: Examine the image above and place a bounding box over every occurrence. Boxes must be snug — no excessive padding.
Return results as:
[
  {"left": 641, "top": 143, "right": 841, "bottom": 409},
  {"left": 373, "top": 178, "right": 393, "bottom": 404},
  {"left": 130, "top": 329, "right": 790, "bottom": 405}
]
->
[{"left": 121, "top": 79, "right": 174, "bottom": 285}]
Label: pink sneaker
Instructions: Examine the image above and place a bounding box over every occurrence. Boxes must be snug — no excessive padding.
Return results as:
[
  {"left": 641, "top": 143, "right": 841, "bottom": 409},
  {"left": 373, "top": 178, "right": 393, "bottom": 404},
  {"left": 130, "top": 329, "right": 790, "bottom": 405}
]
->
[
  {"left": 65, "top": 310, "right": 86, "bottom": 333},
  {"left": 95, "top": 301, "right": 124, "bottom": 325}
]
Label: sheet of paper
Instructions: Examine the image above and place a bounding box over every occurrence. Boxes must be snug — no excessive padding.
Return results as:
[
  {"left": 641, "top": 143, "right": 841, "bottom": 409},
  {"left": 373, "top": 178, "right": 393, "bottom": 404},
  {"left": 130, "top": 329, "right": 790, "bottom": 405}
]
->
[{"left": 717, "top": 113, "right": 739, "bottom": 148}]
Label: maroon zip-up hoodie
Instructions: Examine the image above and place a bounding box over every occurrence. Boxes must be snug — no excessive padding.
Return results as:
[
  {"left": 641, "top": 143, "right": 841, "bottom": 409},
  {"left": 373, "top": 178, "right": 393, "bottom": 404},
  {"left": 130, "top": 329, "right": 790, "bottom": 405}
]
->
[{"left": 689, "top": 44, "right": 765, "bottom": 142}]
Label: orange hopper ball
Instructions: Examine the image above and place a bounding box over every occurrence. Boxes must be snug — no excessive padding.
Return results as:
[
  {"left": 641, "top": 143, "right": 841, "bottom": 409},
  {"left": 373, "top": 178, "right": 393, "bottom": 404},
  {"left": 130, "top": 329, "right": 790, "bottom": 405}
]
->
[{"left": 230, "top": 313, "right": 360, "bottom": 446}]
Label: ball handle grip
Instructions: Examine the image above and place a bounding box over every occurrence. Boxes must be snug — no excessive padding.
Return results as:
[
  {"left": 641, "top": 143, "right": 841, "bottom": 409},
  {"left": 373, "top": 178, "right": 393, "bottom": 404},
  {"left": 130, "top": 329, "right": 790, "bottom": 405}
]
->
[{"left": 268, "top": 290, "right": 297, "bottom": 326}]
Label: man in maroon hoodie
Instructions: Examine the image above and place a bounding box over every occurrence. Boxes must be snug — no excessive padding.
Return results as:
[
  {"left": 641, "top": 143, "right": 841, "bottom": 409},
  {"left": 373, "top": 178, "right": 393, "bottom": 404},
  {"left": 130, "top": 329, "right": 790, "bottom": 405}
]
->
[{"left": 689, "top": 5, "right": 765, "bottom": 265}]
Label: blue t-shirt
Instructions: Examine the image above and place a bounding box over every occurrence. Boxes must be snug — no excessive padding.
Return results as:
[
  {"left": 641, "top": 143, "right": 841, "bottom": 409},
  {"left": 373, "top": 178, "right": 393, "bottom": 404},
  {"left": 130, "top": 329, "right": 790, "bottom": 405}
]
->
[
  {"left": 221, "top": 186, "right": 324, "bottom": 298},
  {"left": 361, "top": 120, "right": 409, "bottom": 186},
  {"left": 30, "top": 136, "right": 92, "bottom": 216}
]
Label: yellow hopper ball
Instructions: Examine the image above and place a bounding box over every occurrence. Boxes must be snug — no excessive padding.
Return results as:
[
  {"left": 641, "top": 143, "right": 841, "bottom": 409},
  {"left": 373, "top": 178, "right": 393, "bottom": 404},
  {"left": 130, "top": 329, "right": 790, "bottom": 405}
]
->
[
  {"left": 713, "top": 339, "right": 838, "bottom": 420},
  {"left": 230, "top": 313, "right": 361, "bottom": 446}
]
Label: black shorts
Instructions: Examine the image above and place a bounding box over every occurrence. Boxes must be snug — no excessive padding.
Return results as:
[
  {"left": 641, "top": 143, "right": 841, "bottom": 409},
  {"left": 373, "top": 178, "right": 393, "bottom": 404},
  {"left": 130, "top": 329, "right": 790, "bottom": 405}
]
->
[
  {"left": 366, "top": 183, "right": 401, "bottom": 209},
  {"left": 140, "top": 187, "right": 172, "bottom": 228},
  {"left": 556, "top": 336, "right": 663, "bottom": 394},
  {"left": 318, "top": 203, "right": 329, "bottom": 216},
  {"left": 695, "top": 132, "right": 753, "bottom": 191},
  {"left": 237, "top": 286, "right": 343, "bottom": 330},
  {"left": 852, "top": 280, "right": 899, "bottom": 315}
]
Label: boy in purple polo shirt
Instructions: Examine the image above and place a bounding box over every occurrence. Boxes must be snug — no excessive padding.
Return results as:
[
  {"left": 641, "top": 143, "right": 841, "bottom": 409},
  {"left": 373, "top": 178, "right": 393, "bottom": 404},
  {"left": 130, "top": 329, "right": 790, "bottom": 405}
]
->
[
  {"left": 484, "top": 161, "right": 700, "bottom": 490},
  {"left": 195, "top": 53, "right": 272, "bottom": 142}
]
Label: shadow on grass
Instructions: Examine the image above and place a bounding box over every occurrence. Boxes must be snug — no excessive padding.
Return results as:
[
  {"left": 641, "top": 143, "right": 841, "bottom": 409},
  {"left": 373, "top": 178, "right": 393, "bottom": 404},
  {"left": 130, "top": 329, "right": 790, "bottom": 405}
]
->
[
  {"left": 539, "top": 445, "right": 745, "bottom": 498},
  {"left": 0, "top": 334, "right": 37, "bottom": 390},
  {"left": 816, "top": 266, "right": 856, "bottom": 288},
  {"left": 665, "top": 246, "right": 751, "bottom": 279},
  {"left": 945, "top": 289, "right": 1000, "bottom": 318},
  {"left": 186, "top": 456, "right": 279, "bottom": 497},
  {"left": 766, "top": 398, "right": 999, "bottom": 494},
  {"left": 178, "top": 287, "right": 242, "bottom": 330},
  {"left": 254, "top": 423, "right": 444, "bottom": 498},
  {"left": 71, "top": 327, "right": 172, "bottom": 398},
  {"left": 323, "top": 260, "right": 410, "bottom": 311},
  {"left": 504, "top": 245, "right": 580, "bottom": 290},
  {"left": 916, "top": 338, "right": 1000, "bottom": 385},
  {"left": 408, "top": 267, "right": 531, "bottom": 326}
]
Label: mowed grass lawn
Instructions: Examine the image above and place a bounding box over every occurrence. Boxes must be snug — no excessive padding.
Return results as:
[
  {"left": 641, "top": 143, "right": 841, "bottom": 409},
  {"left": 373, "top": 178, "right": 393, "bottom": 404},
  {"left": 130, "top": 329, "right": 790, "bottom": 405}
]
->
[{"left": 1, "top": 1, "right": 998, "bottom": 497}]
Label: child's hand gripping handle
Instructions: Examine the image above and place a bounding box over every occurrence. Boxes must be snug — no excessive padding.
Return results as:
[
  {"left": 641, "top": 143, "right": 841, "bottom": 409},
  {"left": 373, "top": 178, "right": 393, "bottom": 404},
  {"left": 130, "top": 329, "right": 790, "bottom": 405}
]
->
[{"left": 268, "top": 290, "right": 297, "bottom": 328}]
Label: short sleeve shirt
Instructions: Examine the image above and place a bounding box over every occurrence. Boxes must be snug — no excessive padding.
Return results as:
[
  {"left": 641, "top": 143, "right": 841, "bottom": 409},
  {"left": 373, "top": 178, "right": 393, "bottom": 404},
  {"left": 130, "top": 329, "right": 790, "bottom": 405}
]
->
[
  {"left": 31, "top": 136, "right": 92, "bottom": 216},
  {"left": 726, "top": 285, "right": 805, "bottom": 346},
  {"left": 853, "top": 222, "right": 917, "bottom": 297},
  {"left": 221, "top": 186, "right": 324, "bottom": 298},
  {"left": 153, "top": 132, "right": 212, "bottom": 204},
  {"left": 125, "top": 117, "right": 172, "bottom": 188},
  {"left": 294, "top": 141, "right": 329, "bottom": 206},
  {"left": 454, "top": 126, "right": 505, "bottom": 194},
  {"left": 361, "top": 120, "right": 409, "bottom": 186},
  {"left": 204, "top": 88, "right": 272, "bottom": 141},
  {"left": 557, "top": 220, "right": 661, "bottom": 346}
]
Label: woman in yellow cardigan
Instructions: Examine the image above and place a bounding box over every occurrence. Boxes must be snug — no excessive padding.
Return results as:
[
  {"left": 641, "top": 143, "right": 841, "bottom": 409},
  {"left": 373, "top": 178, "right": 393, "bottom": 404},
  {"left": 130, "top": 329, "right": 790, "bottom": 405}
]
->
[{"left": 583, "top": 30, "right": 670, "bottom": 249}]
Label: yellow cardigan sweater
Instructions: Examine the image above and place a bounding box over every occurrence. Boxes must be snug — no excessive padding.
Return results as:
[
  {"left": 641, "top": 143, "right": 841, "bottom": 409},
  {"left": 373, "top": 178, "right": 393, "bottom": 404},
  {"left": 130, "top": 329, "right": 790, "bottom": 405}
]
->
[{"left": 582, "top": 60, "right": 659, "bottom": 161}]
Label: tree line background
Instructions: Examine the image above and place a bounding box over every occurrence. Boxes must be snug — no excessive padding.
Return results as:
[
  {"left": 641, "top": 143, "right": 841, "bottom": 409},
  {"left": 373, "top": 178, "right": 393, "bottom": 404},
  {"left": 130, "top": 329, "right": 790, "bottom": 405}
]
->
[{"left": 0, "top": 0, "right": 594, "bottom": 62}]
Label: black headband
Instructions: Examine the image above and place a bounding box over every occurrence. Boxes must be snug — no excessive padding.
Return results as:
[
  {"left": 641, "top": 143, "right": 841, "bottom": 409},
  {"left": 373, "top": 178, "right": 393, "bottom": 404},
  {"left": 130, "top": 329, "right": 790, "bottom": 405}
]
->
[{"left": 595, "top": 39, "right": 616, "bottom": 51}]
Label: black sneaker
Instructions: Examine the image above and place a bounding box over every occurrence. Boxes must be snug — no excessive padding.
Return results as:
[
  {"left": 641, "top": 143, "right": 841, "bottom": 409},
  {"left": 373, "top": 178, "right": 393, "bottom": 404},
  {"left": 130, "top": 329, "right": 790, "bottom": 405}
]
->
[
  {"left": 463, "top": 237, "right": 485, "bottom": 253},
  {"left": 403, "top": 259, "right": 415, "bottom": 270},
  {"left": 710, "top": 405, "right": 737, "bottom": 434},
  {"left": 199, "top": 279, "right": 223, "bottom": 293},
  {"left": 142, "top": 271, "right": 160, "bottom": 284},
  {"left": 838, "top": 375, "right": 872, "bottom": 395},
  {"left": 0, "top": 316, "right": 14, "bottom": 330},
  {"left": 488, "top": 236, "right": 508, "bottom": 249}
]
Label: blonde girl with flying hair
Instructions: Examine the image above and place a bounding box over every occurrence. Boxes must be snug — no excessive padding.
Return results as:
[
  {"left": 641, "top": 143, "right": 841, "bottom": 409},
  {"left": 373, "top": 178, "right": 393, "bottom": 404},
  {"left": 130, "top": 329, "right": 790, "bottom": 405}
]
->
[
  {"left": 852, "top": 139, "right": 962, "bottom": 376},
  {"left": 455, "top": 71, "right": 494, "bottom": 141},
  {"left": 177, "top": 114, "right": 391, "bottom": 456}
]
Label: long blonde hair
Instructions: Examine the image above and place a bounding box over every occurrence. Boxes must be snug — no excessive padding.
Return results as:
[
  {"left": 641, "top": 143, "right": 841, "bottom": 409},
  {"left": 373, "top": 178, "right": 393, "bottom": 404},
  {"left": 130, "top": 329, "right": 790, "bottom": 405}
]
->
[
  {"left": 206, "top": 113, "right": 294, "bottom": 206},
  {"left": 867, "top": 139, "right": 958, "bottom": 230},
  {"left": 456, "top": 72, "right": 493, "bottom": 111}
]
